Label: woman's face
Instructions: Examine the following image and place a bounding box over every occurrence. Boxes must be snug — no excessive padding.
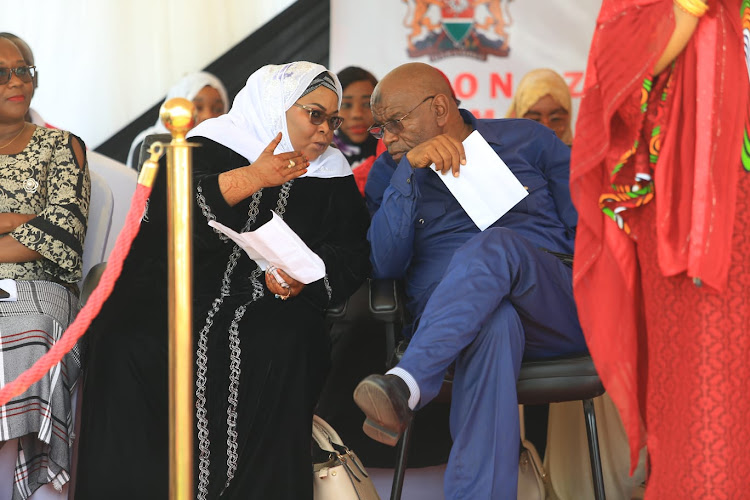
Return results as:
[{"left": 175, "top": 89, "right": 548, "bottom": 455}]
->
[
  {"left": 285, "top": 86, "right": 339, "bottom": 162},
  {"left": 339, "top": 80, "right": 375, "bottom": 144},
  {"left": 193, "top": 85, "right": 225, "bottom": 125},
  {"left": 0, "top": 40, "right": 32, "bottom": 124},
  {"left": 522, "top": 94, "right": 570, "bottom": 141}
]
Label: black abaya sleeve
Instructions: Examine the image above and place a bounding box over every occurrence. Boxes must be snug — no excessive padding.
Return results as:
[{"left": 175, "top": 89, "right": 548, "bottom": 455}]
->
[{"left": 301, "top": 175, "right": 371, "bottom": 308}]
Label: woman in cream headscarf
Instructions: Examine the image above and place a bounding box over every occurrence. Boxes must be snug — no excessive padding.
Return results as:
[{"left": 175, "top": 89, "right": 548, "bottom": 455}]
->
[
  {"left": 509, "top": 68, "right": 646, "bottom": 500},
  {"left": 506, "top": 68, "right": 573, "bottom": 145},
  {"left": 126, "top": 71, "right": 229, "bottom": 167},
  {"left": 75, "top": 62, "right": 371, "bottom": 500}
]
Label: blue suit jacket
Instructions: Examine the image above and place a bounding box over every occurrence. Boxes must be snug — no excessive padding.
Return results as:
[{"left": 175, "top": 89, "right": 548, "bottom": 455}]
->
[{"left": 365, "top": 110, "right": 576, "bottom": 336}]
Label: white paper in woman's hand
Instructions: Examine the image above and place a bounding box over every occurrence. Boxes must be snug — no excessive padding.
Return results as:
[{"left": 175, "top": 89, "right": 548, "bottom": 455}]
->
[{"left": 208, "top": 212, "right": 326, "bottom": 284}]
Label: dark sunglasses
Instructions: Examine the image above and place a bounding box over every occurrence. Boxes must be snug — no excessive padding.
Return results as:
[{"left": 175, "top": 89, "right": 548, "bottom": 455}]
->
[
  {"left": 293, "top": 103, "right": 344, "bottom": 131},
  {"left": 368, "top": 95, "right": 435, "bottom": 139},
  {"left": 0, "top": 66, "right": 36, "bottom": 85}
]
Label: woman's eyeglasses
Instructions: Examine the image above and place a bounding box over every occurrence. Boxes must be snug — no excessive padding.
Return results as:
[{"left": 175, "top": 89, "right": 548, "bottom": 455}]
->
[
  {"left": 293, "top": 103, "right": 344, "bottom": 131},
  {"left": 0, "top": 66, "right": 36, "bottom": 85},
  {"left": 368, "top": 95, "right": 436, "bottom": 139}
]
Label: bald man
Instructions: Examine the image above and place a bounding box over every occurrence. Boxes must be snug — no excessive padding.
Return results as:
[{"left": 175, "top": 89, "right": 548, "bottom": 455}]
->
[{"left": 353, "top": 63, "right": 587, "bottom": 498}]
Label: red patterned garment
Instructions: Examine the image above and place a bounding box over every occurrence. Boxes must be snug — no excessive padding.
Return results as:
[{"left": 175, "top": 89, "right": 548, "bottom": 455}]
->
[
  {"left": 570, "top": 0, "right": 750, "bottom": 497},
  {"left": 351, "top": 139, "right": 386, "bottom": 197}
]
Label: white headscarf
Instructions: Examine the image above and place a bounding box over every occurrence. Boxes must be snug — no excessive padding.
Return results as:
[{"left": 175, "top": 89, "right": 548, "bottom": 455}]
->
[
  {"left": 126, "top": 71, "right": 229, "bottom": 167},
  {"left": 186, "top": 61, "right": 352, "bottom": 179}
]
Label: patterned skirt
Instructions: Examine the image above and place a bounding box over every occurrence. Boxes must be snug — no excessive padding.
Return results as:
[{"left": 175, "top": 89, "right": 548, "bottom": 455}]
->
[
  {"left": 633, "top": 171, "right": 750, "bottom": 499},
  {"left": 0, "top": 281, "right": 81, "bottom": 500}
]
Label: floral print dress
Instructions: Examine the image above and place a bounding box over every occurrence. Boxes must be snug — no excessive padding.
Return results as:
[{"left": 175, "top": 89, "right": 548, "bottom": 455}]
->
[
  {"left": 0, "top": 127, "right": 90, "bottom": 285},
  {"left": 0, "top": 126, "right": 90, "bottom": 500}
]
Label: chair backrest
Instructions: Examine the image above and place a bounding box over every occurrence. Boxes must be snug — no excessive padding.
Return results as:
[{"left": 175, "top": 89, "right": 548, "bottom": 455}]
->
[
  {"left": 81, "top": 170, "right": 113, "bottom": 283},
  {"left": 137, "top": 133, "right": 172, "bottom": 173},
  {"left": 87, "top": 150, "right": 137, "bottom": 258}
]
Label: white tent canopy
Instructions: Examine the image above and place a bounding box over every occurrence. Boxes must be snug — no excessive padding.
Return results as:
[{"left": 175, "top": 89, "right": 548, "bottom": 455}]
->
[{"left": 1, "top": 0, "right": 294, "bottom": 148}]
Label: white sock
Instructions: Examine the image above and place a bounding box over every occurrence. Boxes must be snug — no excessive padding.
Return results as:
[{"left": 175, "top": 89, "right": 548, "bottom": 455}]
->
[{"left": 385, "top": 367, "right": 420, "bottom": 410}]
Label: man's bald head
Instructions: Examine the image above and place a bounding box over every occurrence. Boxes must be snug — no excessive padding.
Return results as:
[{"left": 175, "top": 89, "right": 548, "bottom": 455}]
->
[
  {"left": 369, "top": 63, "right": 468, "bottom": 162},
  {"left": 372, "top": 63, "right": 455, "bottom": 108}
]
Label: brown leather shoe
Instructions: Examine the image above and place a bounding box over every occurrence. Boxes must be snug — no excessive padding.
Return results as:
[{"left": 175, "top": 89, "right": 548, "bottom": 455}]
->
[{"left": 353, "top": 374, "right": 413, "bottom": 447}]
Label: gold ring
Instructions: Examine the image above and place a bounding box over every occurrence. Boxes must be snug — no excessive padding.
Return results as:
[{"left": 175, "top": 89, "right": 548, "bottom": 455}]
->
[
  {"left": 287, "top": 159, "right": 295, "bottom": 169},
  {"left": 281, "top": 287, "right": 292, "bottom": 300}
]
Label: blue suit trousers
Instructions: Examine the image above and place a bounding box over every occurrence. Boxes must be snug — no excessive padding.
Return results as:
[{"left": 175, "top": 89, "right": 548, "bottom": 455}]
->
[{"left": 397, "top": 228, "right": 587, "bottom": 499}]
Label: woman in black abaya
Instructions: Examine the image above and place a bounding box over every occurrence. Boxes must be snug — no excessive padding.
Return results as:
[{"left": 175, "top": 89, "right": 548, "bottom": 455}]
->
[{"left": 75, "top": 61, "right": 370, "bottom": 499}]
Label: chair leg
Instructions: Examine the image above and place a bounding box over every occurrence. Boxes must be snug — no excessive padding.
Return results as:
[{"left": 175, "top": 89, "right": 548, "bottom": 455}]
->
[
  {"left": 390, "top": 418, "right": 414, "bottom": 500},
  {"left": 385, "top": 324, "right": 396, "bottom": 370},
  {"left": 582, "top": 398, "right": 606, "bottom": 500}
]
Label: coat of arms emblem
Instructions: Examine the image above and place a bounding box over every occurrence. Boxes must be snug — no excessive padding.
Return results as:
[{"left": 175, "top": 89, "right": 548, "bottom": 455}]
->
[{"left": 402, "top": 0, "right": 512, "bottom": 61}]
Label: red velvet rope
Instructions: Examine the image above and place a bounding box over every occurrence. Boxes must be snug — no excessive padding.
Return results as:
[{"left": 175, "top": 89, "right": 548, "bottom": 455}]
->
[{"left": 0, "top": 182, "right": 153, "bottom": 406}]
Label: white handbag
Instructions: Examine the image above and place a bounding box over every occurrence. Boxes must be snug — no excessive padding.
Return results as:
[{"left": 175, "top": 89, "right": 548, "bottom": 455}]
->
[
  {"left": 518, "top": 406, "right": 557, "bottom": 500},
  {"left": 518, "top": 438, "right": 548, "bottom": 500},
  {"left": 312, "top": 415, "right": 381, "bottom": 500}
]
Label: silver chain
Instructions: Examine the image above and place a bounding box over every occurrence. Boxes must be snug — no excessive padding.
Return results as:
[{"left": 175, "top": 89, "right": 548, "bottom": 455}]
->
[
  {"left": 141, "top": 198, "right": 150, "bottom": 223},
  {"left": 274, "top": 181, "right": 292, "bottom": 217},
  {"left": 196, "top": 180, "right": 293, "bottom": 499},
  {"left": 323, "top": 275, "right": 332, "bottom": 301},
  {"left": 197, "top": 183, "right": 229, "bottom": 241}
]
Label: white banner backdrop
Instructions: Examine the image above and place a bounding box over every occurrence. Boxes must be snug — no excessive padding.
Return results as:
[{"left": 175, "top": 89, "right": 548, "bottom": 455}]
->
[
  {"left": 331, "top": 0, "right": 601, "bottom": 123},
  {"left": 1, "top": 0, "right": 295, "bottom": 149}
]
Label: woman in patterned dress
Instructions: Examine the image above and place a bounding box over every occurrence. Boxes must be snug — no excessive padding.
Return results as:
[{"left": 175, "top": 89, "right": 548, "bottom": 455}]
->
[
  {"left": 0, "top": 37, "right": 90, "bottom": 499},
  {"left": 571, "top": 0, "right": 750, "bottom": 497}
]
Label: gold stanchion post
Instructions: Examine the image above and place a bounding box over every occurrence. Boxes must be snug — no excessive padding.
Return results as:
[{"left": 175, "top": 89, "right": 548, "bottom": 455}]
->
[{"left": 161, "top": 97, "right": 197, "bottom": 499}]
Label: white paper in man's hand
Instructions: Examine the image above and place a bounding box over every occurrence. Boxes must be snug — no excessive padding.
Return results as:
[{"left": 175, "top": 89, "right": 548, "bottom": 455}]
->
[
  {"left": 432, "top": 130, "right": 528, "bottom": 230},
  {"left": 208, "top": 212, "right": 326, "bottom": 284}
]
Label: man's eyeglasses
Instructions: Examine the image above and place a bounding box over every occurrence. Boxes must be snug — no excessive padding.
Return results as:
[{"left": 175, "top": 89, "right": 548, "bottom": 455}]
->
[
  {"left": 0, "top": 66, "right": 36, "bottom": 85},
  {"left": 368, "top": 95, "right": 436, "bottom": 139},
  {"left": 293, "top": 103, "right": 344, "bottom": 131}
]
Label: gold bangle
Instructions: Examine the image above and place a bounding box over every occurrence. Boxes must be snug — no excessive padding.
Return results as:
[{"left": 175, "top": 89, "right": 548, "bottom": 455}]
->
[{"left": 674, "top": 0, "right": 709, "bottom": 17}]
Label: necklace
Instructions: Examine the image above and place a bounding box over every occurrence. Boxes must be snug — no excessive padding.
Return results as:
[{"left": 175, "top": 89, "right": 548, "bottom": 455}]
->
[{"left": 0, "top": 123, "right": 28, "bottom": 151}]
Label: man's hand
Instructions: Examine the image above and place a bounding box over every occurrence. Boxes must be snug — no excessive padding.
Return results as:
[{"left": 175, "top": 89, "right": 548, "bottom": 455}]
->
[{"left": 405, "top": 134, "right": 466, "bottom": 177}]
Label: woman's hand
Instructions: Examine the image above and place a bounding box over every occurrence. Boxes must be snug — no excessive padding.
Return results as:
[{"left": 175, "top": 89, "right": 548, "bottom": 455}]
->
[
  {"left": 0, "top": 213, "right": 42, "bottom": 263},
  {"left": 265, "top": 267, "right": 305, "bottom": 301},
  {"left": 248, "top": 133, "right": 310, "bottom": 189},
  {"left": 0, "top": 213, "right": 36, "bottom": 234},
  {"left": 218, "top": 133, "right": 310, "bottom": 206}
]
